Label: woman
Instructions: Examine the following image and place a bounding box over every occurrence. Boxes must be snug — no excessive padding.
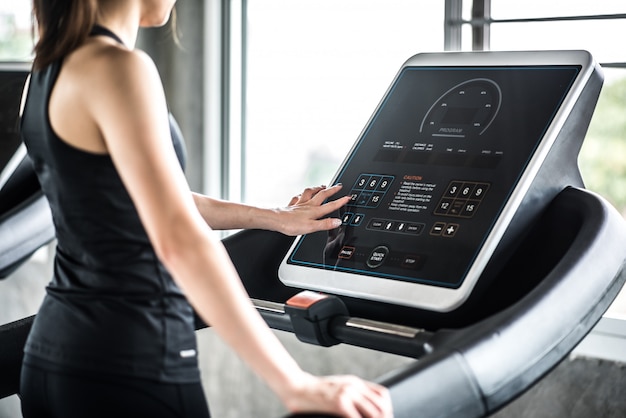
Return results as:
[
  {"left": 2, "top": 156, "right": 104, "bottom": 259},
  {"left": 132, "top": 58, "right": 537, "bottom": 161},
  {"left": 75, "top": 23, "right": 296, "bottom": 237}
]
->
[{"left": 19, "top": 0, "right": 392, "bottom": 417}]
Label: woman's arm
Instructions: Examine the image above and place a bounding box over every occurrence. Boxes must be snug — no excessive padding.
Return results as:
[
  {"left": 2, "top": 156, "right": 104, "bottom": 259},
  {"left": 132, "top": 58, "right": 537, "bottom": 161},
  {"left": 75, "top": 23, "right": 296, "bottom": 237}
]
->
[
  {"left": 192, "top": 185, "right": 351, "bottom": 235},
  {"left": 84, "top": 47, "right": 390, "bottom": 418}
]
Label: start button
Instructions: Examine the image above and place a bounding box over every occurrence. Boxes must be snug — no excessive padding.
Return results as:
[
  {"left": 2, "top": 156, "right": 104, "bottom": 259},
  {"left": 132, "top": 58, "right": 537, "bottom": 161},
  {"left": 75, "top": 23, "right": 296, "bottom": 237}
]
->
[{"left": 367, "top": 245, "right": 389, "bottom": 269}]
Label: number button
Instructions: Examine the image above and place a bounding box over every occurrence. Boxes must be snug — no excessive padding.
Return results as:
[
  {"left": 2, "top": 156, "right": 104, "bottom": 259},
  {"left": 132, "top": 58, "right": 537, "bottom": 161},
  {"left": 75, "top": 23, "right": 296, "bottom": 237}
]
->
[
  {"left": 366, "top": 176, "right": 381, "bottom": 190},
  {"left": 461, "top": 200, "right": 480, "bottom": 218},
  {"left": 368, "top": 193, "right": 384, "bottom": 207},
  {"left": 354, "top": 174, "right": 370, "bottom": 190},
  {"left": 445, "top": 181, "right": 463, "bottom": 197},
  {"left": 472, "top": 183, "right": 490, "bottom": 200},
  {"left": 434, "top": 199, "right": 453, "bottom": 215},
  {"left": 460, "top": 183, "right": 475, "bottom": 198},
  {"left": 377, "top": 176, "right": 394, "bottom": 191}
]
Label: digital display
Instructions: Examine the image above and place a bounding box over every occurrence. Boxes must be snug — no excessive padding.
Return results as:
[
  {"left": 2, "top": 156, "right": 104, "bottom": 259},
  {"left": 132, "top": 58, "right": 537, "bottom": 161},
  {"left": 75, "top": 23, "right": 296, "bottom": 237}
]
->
[
  {"left": 441, "top": 107, "right": 478, "bottom": 125},
  {"left": 284, "top": 66, "right": 580, "bottom": 289}
]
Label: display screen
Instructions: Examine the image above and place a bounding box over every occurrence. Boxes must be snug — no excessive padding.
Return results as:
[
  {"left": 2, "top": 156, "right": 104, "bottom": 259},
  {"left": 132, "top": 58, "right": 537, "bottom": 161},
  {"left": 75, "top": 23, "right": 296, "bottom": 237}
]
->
[{"left": 285, "top": 66, "right": 580, "bottom": 288}]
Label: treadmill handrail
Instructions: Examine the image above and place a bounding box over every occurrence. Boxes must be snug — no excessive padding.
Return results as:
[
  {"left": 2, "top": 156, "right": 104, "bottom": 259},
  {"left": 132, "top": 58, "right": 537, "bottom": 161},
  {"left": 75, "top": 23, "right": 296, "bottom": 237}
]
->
[
  {"left": 251, "top": 298, "right": 434, "bottom": 358},
  {"left": 459, "top": 186, "right": 626, "bottom": 407},
  {"left": 379, "top": 187, "right": 626, "bottom": 417},
  {"left": 0, "top": 193, "right": 55, "bottom": 278}
]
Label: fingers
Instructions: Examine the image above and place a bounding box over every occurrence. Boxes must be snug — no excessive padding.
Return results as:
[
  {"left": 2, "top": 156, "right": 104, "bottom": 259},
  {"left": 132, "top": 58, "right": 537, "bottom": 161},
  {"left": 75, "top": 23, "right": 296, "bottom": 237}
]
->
[
  {"left": 358, "top": 381, "right": 393, "bottom": 418},
  {"left": 288, "top": 195, "right": 300, "bottom": 206},
  {"left": 323, "top": 194, "right": 352, "bottom": 212},
  {"left": 310, "top": 194, "right": 351, "bottom": 230},
  {"left": 309, "top": 183, "right": 344, "bottom": 204},
  {"left": 280, "top": 184, "right": 352, "bottom": 235},
  {"left": 301, "top": 185, "right": 328, "bottom": 201},
  {"left": 282, "top": 374, "right": 392, "bottom": 418},
  {"left": 291, "top": 184, "right": 345, "bottom": 206},
  {"left": 343, "top": 378, "right": 391, "bottom": 418},
  {"left": 325, "top": 376, "right": 393, "bottom": 418},
  {"left": 301, "top": 184, "right": 351, "bottom": 218},
  {"left": 314, "top": 217, "right": 344, "bottom": 232},
  {"left": 292, "top": 185, "right": 328, "bottom": 205}
]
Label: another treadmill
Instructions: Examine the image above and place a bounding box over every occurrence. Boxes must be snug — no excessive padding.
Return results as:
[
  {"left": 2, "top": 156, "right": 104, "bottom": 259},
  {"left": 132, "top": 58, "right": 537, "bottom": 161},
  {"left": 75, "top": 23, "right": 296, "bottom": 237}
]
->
[{"left": 1, "top": 51, "right": 625, "bottom": 418}]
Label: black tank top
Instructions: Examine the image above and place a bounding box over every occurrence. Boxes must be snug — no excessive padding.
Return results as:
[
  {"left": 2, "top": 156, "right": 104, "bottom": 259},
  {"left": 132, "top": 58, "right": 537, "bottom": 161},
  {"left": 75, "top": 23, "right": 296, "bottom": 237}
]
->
[{"left": 20, "top": 26, "right": 199, "bottom": 383}]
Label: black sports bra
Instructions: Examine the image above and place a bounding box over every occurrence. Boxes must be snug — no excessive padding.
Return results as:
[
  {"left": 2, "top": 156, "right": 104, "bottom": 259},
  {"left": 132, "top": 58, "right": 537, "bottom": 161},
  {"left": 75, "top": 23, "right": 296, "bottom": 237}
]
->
[{"left": 90, "top": 24, "right": 125, "bottom": 45}]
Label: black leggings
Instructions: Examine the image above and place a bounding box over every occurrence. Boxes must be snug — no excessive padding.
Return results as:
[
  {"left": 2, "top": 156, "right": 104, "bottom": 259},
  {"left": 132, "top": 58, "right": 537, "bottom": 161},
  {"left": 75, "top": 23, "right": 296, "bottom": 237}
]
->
[{"left": 20, "top": 362, "right": 211, "bottom": 418}]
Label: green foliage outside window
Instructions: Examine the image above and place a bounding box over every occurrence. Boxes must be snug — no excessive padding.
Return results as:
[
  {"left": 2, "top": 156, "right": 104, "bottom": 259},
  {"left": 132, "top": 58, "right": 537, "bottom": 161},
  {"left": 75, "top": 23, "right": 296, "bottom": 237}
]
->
[{"left": 580, "top": 77, "right": 626, "bottom": 216}]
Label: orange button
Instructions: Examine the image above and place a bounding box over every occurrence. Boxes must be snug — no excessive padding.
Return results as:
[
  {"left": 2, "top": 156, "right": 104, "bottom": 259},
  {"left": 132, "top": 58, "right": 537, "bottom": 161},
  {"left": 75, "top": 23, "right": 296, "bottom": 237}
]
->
[{"left": 287, "top": 291, "right": 328, "bottom": 309}]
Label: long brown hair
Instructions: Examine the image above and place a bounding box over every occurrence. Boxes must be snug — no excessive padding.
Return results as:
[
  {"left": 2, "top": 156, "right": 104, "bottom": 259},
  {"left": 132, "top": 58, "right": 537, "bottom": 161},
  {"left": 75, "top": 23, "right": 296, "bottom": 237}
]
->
[{"left": 32, "top": 0, "right": 97, "bottom": 70}]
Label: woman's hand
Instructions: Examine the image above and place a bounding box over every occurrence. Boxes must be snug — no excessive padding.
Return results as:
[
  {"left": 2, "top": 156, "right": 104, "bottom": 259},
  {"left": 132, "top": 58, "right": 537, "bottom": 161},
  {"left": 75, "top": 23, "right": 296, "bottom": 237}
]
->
[
  {"left": 191, "top": 184, "right": 350, "bottom": 234},
  {"left": 276, "top": 184, "right": 352, "bottom": 236},
  {"left": 279, "top": 372, "right": 393, "bottom": 418}
]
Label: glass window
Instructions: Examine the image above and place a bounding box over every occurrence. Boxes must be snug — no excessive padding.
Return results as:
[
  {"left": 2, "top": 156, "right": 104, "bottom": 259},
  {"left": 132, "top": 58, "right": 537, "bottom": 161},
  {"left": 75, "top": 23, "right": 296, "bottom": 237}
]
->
[
  {"left": 581, "top": 68, "right": 626, "bottom": 215},
  {"left": 491, "top": 0, "right": 626, "bottom": 20},
  {"left": 0, "top": 1, "right": 33, "bottom": 61},
  {"left": 244, "top": 0, "right": 444, "bottom": 207},
  {"left": 490, "top": 20, "right": 626, "bottom": 63}
]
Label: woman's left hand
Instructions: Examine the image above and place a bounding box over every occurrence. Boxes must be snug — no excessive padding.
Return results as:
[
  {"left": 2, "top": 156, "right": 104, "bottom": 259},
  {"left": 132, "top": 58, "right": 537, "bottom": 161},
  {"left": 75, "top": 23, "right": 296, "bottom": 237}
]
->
[{"left": 276, "top": 184, "right": 351, "bottom": 236}]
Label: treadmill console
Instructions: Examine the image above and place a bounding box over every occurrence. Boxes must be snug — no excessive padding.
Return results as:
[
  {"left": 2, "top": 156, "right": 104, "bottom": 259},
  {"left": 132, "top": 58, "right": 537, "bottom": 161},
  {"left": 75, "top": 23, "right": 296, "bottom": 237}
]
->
[{"left": 279, "top": 51, "right": 602, "bottom": 311}]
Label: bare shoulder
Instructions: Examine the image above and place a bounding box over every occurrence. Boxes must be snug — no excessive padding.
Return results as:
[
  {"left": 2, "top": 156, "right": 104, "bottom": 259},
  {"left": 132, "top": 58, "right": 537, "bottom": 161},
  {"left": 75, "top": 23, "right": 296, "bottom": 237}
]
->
[
  {"left": 99, "top": 46, "right": 157, "bottom": 82},
  {"left": 68, "top": 43, "right": 162, "bottom": 99},
  {"left": 60, "top": 41, "right": 168, "bottom": 131},
  {"left": 51, "top": 41, "right": 169, "bottom": 153}
]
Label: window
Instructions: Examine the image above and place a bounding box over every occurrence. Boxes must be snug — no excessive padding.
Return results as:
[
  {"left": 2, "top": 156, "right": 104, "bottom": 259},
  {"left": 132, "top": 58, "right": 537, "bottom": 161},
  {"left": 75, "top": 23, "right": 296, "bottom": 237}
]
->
[
  {"left": 0, "top": 1, "right": 33, "bottom": 61},
  {"left": 244, "top": 0, "right": 444, "bottom": 207}
]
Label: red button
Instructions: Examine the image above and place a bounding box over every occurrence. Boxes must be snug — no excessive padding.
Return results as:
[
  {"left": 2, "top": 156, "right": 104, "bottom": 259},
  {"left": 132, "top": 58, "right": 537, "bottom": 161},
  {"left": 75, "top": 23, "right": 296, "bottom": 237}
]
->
[{"left": 287, "top": 291, "right": 328, "bottom": 309}]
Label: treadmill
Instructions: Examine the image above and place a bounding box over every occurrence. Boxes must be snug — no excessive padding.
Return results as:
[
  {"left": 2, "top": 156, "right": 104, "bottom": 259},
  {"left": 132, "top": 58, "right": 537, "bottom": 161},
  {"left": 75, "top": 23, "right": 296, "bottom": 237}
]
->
[{"left": 2, "top": 51, "right": 626, "bottom": 418}]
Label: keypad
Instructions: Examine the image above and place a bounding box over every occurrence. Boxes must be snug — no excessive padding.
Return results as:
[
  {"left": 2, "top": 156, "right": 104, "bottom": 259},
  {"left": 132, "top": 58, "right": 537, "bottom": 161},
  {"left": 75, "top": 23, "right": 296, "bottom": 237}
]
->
[
  {"left": 343, "top": 173, "right": 423, "bottom": 236},
  {"left": 350, "top": 173, "right": 395, "bottom": 208},
  {"left": 434, "top": 180, "right": 490, "bottom": 218}
]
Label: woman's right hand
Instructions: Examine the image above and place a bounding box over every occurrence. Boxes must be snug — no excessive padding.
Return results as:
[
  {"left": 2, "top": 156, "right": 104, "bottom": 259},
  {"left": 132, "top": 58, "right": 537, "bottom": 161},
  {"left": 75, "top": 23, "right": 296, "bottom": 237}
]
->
[{"left": 279, "top": 372, "right": 393, "bottom": 418}]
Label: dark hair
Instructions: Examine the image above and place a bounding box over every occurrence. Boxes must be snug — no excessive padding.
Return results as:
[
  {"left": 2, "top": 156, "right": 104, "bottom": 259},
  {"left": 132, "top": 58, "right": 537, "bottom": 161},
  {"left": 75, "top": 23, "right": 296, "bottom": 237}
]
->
[{"left": 32, "top": 0, "right": 97, "bottom": 70}]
